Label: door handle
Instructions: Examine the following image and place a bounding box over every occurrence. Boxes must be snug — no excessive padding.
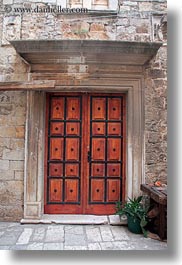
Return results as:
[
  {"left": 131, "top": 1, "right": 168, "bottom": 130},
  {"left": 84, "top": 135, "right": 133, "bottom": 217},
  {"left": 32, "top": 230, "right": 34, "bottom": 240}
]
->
[{"left": 87, "top": 151, "right": 91, "bottom": 162}]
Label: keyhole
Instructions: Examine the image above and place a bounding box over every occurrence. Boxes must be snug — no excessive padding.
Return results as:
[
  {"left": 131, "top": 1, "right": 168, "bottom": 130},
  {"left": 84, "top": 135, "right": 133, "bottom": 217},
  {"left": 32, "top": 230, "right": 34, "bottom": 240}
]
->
[
  {"left": 71, "top": 148, "right": 74, "bottom": 152},
  {"left": 56, "top": 107, "right": 59, "bottom": 110},
  {"left": 97, "top": 168, "right": 100, "bottom": 172},
  {"left": 113, "top": 128, "right": 116, "bottom": 131},
  {"left": 113, "top": 107, "right": 116, "bottom": 111},
  {"left": 113, "top": 148, "right": 116, "bottom": 152},
  {"left": 70, "top": 169, "right": 73, "bottom": 172},
  {"left": 113, "top": 168, "right": 116, "bottom": 172},
  {"left": 97, "top": 128, "right": 100, "bottom": 131},
  {"left": 55, "top": 148, "right": 58, "bottom": 151},
  {"left": 71, "top": 128, "right": 74, "bottom": 131},
  {"left": 97, "top": 148, "right": 100, "bottom": 151},
  {"left": 54, "top": 189, "right": 57, "bottom": 193},
  {"left": 70, "top": 189, "right": 73, "bottom": 193},
  {"left": 96, "top": 189, "right": 100, "bottom": 193},
  {"left": 55, "top": 168, "right": 58, "bottom": 172},
  {"left": 72, "top": 107, "right": 75, "bottom": 111},
  {"left": 98, "top": 107, "right": 101, "bottom": 111},
  {"left": 112, "top": 189, "right": 115, "bottom": 193}
]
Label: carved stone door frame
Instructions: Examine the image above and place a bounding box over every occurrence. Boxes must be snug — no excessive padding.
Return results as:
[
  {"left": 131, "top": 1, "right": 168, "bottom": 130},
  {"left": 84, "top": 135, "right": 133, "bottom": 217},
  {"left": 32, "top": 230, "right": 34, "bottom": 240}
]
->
[{"left": 22, "top": 78, "right": 144, "bottom": 220}]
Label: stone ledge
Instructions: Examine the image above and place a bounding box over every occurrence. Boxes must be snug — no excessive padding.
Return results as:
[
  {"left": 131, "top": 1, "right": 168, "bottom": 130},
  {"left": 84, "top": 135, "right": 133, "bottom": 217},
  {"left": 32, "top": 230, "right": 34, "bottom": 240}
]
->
[{"left": 21, "top": 214, "right": 128, "bottom": 225}]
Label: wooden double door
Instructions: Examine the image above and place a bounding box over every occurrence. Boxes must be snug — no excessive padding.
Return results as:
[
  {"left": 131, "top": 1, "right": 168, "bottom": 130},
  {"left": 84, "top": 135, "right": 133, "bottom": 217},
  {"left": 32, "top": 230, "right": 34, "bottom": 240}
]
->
[{"left": 44, "top": 93, "right": 126, "bottom": 215}]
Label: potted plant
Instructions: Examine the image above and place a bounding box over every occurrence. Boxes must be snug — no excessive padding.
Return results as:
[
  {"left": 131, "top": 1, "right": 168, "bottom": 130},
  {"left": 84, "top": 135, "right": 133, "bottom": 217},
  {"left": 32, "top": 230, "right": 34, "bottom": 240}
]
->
[{"left": 116, "top": 196, "right": 149, "bottom": 236}]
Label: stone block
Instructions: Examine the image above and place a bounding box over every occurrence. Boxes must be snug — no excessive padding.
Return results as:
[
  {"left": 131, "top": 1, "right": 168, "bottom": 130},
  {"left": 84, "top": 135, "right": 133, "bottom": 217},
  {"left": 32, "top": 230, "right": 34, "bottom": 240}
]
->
[
  {"left": 90, "top": 23, "right": 105, "bottom": 32},
  {"left": 15, "top": 126, "right": 25, "bottom": 138},
  {"left": 0, "top": 205, "right": 23, "bottom": 221},
  {"left": 85, "top": 226, "right": 102, "bottom": 242},
  {"left": 0, "top": 126, "right": 16, "bottom": 138},
  {"left": 139, "top": 2, "right": 153, "bottom": 11},
  {"left": 65, "top": 233, "right": 86, "bottom": 246},
  {"left": 45, "top": 226, "right": 64, "bottom": 242},
  {"left": 0, "top": 159, "right": 9, "bottom": 170},
  {"left": 10, "top": 160, "right": 24, "bottom": 170},
  {"left": 16, "top": 228, "right": 33, "bottom": 245},
  {"left": 0, "top": 169, "right": 14, "bottom": 180},
  {"left": 10, "top": 139, "right": 24, "bottom": 149},
  {"left": 43, "top": 243, "right": 63, "bottom": 250},
  {"left": 14, "top": 170, "right": 23, "bottom": 180},
  {"left": 2, "top": 15, "right": 21, "bottom": 45},
  {"left": 2, "top": 149, "right": 24, "bottom": 160},
  {"left": 100, "top": 226, "right": 114, "bottom": 241}
]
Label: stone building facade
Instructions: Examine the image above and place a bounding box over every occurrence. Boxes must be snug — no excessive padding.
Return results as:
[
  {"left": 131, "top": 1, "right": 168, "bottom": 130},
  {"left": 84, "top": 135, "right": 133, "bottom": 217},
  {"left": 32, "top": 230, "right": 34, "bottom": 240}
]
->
[{"left": 0, "top": 0, "right": 167, "bottom": 221}]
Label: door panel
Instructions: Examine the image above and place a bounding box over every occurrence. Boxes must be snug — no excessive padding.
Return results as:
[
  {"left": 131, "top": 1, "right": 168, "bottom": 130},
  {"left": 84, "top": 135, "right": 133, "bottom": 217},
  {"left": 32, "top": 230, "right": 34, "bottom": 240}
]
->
[
  {"left": 91, "top": 180, "right": 105, "bottom": 202},
  {"left": 50, "top": 138, "right": 63, "bottom": 160},
  {"left": 65, "top": 138, "right": 79, "bottom": 161},
  {"left": 49, "top": 179, "right": 63, "bottom": 202},
  {"left": 44, "top": 93, "right": 126, "bottom": 215}
]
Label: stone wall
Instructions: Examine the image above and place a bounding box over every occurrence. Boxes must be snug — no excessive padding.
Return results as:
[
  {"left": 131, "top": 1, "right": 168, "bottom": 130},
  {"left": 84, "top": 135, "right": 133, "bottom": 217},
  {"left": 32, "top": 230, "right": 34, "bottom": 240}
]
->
[
  {"left": 0, "top": 91, "right": 26, "bottom": 221},
  {"left": 0, "top": 0, "right": 167, "bottom": 221},
  {"left": 144, "top": 45, "right": 167, "bottom": 184}
]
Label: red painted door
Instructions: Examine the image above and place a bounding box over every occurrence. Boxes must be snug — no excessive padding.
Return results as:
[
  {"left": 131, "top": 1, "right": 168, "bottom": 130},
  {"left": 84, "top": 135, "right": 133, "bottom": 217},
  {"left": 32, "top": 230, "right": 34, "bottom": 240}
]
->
[{"left": 44, "top": 93, "right": 126, "bottom": 215}]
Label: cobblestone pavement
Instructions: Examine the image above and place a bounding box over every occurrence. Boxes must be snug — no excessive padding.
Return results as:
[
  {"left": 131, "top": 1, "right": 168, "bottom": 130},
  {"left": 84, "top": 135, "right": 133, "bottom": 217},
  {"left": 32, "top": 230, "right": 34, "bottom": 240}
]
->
[{"left": 0, "top": 222, "right": 167, "bottom": 250}]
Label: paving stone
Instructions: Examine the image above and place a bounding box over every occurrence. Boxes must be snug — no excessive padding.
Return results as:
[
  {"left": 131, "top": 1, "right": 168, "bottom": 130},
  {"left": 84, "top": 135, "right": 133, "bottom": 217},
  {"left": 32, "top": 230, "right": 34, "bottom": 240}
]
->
[
  {"left": 27, "top": 243, "right": 44, "bottom": 250},
  {"left": 112, "top": 241, "right": 135, "bottom": 250},
  {"left": 64, "top": 225, "right": 84, "bottom": 235},
  {"left": 10, "top": 244, "right": 28, "bottom": 250},
  {"left": 43, "top": 243, "right": 64, "bottom": 250},
  {"left": 31, "top": 227, "right": 46, "bottom": 242},
  {"left": 0, "top": 222, "right": 168, "bottom": 250},
  {"left": 0, "top": 231, "right": 5, "bottom": 237},
  {"left": 100, "top": 226, "right": 114, "bottom": 242},
  {"left": 16, "top": 228, "right": 33, "bottom": 245},
  {"left": 64, "top": 246, "right": 88, "bottom": 250},
  {"left": 65, "top": 233, "right": 86, "bottom": 246},
  {"left": 110, "top": 226, "right": 130, "bottom": 240},
  {"left": 45, "top": 225, "right": 64, "bottom": 242},
  {"left": 85, "top": 226, "right": 102, "bottom": 242},
  {"left": 100, "top": 242, "right": 114, "bottom": 250},
  {"left": 88, "top": 243, "right": 102, "bottom": 250},
  {"left": 0, "top": 245, "right": 11, "bottom": 250},
  {"left": 0, "top": 231, "right": 22, "bottom": 245}
]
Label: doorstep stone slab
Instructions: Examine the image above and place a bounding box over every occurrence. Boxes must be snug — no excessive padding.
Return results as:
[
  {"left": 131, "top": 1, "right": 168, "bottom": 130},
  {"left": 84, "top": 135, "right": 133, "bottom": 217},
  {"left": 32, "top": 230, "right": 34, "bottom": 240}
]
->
[
  {"left": 21, "top": 215, "right": 109, "bottom": 225},
  {"left": 108, "top": 214, "right": 127, "bottom": 225}
]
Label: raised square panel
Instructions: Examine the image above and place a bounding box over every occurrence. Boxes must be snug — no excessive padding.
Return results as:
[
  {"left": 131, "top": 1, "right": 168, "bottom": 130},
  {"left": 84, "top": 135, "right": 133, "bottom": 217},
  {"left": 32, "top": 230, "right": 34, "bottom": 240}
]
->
[
  {"left": 49, "top": 179, "right": 62, "bottom": 202},
  {"left": 107, "top": 138, "right": 121, "bottom": 161},
  {"left": 66, "top": 98, "right": 80, "bottom": 120},
  {"left": 108, "top": 122, "right": 121, "bottom": 136},
  {"left": 92, "top": 122, "right": 105, "bottom": 136},
  {"left": 50, "top": 138, "right": 63, "bottom": 160},
  {"left": 92, "top": 98, "right": 106, "bottom": 120},
  {"left": 66, "top": 138, "right": 79, "bottom": 161},
  {"left": 50, "top": 122, "right": 64, "bottom": 135},
  {"left": 108, "top": 98, "right": 121, "bottom": 120},
  {"left": 66, "top": 122, "right": 80, "bottom": 136},
  {"left": 49, "top": 163, "right": 63, "bottom": 177},
  {"left": 65, "top": 180, "right": 79, "bottom": 202},
  {"left": 92, "top": 163, "right": 105, "bottom": 177},
  {"left": 51, "top": 98, "right": 64, "bottom": 119},
  {"left": 91, "top": 180, "right": 104, "bottom": 202},
  {"left": 92, "top": 138, "right": 105, "bottom": 161},
  {"left": 107, "top": 180, "right": 120, "bottom": 202},
  {"left": 107, "top": 163, "right": 120, "bottom": 177},
  {"left": 65, "top": 164, "right": 79, "bottom": 177}
]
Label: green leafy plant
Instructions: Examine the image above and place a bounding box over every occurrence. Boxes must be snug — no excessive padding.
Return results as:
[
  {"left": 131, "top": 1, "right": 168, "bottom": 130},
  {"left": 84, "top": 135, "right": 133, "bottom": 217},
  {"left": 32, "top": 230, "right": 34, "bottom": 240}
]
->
[{"left": 116, "top": 196, "right": 149, "bottom": 237}]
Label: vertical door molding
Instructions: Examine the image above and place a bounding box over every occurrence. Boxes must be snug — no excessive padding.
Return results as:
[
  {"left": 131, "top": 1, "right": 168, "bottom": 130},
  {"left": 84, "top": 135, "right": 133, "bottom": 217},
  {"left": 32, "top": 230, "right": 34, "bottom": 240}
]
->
[
  {"left": 126, "top": 79, "right": 144, "bottom": 199},
  {"left": 23, "top": 91, "right": 45, "bottom": 220}
]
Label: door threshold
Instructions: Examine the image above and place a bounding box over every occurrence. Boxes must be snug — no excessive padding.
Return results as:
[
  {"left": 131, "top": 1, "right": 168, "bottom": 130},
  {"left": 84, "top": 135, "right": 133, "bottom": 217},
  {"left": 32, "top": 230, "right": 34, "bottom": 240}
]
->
[{"left": 21, "top": 214, "right": 127, "bottom": 225}]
